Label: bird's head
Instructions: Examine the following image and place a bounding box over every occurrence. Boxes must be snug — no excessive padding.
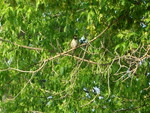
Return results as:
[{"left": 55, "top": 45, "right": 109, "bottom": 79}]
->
[{"left": 73, "top": 35, "right": 77, "bottom": 39}]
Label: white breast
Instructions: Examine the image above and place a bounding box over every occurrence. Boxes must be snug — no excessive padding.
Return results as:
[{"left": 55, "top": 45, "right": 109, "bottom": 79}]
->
[{"left": 71, "top": 39, "right": 78, "bottom": 48}]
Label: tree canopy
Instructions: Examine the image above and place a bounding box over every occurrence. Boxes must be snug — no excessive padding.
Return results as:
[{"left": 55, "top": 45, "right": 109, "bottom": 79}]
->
[{"left": 0, "top": 0, "right": 150, "bottom": 112}]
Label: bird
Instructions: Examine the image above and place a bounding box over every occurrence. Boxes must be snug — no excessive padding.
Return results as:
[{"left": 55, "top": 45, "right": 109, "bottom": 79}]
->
[{"left": 70, "top": 35, "right": 78, "bottom": 54}]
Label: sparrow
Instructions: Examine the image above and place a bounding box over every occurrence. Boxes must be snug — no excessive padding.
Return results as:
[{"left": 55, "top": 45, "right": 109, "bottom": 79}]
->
[{"left": 70, "top": 35, "right": 78, "bottom": 54}]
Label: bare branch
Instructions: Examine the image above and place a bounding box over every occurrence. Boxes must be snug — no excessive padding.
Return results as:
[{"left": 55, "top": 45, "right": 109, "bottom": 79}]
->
[{"left": 0, "top": 37, "right": 43, "bottom": 50}]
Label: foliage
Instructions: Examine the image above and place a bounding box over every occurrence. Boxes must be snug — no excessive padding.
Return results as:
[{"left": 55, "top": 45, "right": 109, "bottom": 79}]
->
[{"left": 0, "top": 0, "right": 150, "bottom": 112}]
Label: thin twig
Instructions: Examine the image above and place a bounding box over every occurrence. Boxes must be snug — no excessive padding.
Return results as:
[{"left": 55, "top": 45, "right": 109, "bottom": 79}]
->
[
  {"left": 0, "top": 61, "right": 46, "bottom": 73},
  {"left": 64, "top": 53, "right": 98, "bottom": 64},
  {"left": 113, "top": 104, "right": 148, "bottom": 113},
  {"left": 0, "top": 37, "right": 43, "bottom": 50},
  {"left": 80, "top": 94, "right": 99, "bottom": 107}
]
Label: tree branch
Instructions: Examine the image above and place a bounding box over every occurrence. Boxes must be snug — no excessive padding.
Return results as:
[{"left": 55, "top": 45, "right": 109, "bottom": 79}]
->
[{"left": 0, "top": 37, "right": 43, "bottom": 50}]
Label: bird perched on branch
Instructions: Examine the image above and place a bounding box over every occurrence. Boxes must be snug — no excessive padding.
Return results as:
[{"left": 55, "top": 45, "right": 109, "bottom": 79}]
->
[{"left": 70, "top": 35, "right": 78, "bottom": 54}]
